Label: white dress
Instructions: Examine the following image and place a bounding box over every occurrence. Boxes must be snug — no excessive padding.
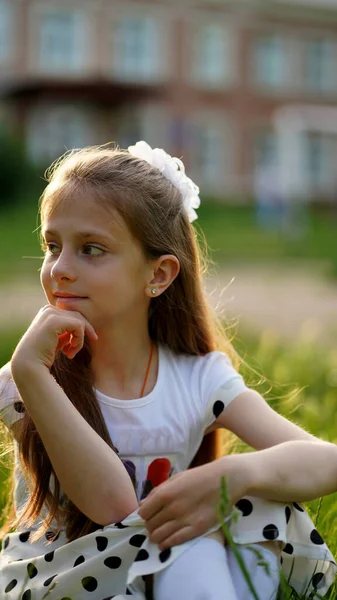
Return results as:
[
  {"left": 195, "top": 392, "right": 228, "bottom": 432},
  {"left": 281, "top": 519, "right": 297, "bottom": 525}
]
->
[{"left": 0, "top": 346, "right": 335, "bottom": 599}]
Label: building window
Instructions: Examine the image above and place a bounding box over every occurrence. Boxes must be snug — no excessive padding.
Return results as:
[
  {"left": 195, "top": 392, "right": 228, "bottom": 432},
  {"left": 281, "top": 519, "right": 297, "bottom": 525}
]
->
[
  {"left": 304, "top": 132, "right": 335, "bottom": 192},
  {"left": 27, "top": 105, "right": 93, "bottom": 162},
  {"left": 38, "top": 10, "right": 83, "bottom": 72},
  {"left": 190, "top": 122, "right": 224, "bottom": 185},
  {"left": 305, "top": 39, "right": 337, "bottom": 93},
  {"left": 254, "top": 130, "right": 278, "bottom": 169},
  {"left": 254, "top": 35, "right": 287, "bottom": 89},
  {"left": 113, "top": 17, "right": 158, "bottom": 81},
  {"left": 193, "top": 24, "right": 232, "bottom": 86},
  {"left": 0, "top": 1, "right": 13, "bottom": 63}
]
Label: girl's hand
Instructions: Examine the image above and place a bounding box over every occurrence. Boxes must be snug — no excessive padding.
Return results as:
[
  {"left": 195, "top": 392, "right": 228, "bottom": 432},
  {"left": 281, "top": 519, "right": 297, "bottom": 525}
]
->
[
  {"left": 11, "top": 305, "right": 98, "bottom": 373},
  {"left": 138, "top": 456, "right": 248, "bottom": 549}
]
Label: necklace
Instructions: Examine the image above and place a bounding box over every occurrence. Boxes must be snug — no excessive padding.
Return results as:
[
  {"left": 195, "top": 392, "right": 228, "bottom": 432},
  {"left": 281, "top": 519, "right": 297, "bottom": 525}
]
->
[{"left": 140, "top": 340, "right": 154, "bottom": 398}]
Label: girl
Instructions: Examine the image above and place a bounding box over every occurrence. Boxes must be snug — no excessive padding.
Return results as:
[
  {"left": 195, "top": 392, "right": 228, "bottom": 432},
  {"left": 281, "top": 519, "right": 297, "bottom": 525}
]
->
[{"left": 0, "top": 141, "right": 336, "bottom": 600}]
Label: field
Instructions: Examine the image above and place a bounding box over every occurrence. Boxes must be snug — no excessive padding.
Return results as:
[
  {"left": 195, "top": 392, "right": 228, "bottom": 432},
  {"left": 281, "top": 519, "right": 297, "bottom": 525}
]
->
[{"left": 1, "top": 198, "right": 337, "bottom": 598}]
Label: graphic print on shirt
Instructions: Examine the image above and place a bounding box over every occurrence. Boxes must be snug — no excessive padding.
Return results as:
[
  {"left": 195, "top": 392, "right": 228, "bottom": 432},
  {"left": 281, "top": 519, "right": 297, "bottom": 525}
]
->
[{"left": 122, "top": 455, "right": 174, "bottom": 500}]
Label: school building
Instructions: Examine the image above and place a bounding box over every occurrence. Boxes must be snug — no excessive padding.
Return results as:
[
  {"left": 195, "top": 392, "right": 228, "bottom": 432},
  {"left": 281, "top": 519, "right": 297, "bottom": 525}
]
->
[{"left": 0, "top": 0, "right": 337, "bottom": 201}]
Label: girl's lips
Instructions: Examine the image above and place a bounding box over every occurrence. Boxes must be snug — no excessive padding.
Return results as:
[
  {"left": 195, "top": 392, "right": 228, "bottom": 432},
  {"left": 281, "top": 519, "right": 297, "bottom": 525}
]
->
[{"left": 55, "top": 296, "right": 87, "bottom": 302}]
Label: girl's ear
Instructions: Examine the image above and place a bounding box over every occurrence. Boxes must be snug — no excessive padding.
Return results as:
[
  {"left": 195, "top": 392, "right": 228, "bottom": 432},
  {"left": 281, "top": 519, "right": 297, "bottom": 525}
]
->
[{"left": 145, "top": 255, "right": 180, "bottom": 298}]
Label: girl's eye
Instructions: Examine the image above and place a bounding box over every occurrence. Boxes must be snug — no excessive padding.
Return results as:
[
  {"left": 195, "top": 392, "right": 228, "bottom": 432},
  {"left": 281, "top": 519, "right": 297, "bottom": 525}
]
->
[
  {"left": 42, "top": 242, "right": 59, "bottom": 255},
  {"left": 82, "top": 245, "right": 105, "bottom": 256}
]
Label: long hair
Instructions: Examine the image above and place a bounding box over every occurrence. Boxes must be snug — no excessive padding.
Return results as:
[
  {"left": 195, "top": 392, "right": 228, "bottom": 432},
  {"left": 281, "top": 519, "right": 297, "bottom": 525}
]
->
[{"left": 11, "top": 145, "right": 239, "bottom": 541}]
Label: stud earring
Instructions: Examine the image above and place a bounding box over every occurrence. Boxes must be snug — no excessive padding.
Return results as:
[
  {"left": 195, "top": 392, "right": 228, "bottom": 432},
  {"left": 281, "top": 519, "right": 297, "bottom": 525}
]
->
[{"left": 151, "top": 288, "right": 157, "bottom": 295}]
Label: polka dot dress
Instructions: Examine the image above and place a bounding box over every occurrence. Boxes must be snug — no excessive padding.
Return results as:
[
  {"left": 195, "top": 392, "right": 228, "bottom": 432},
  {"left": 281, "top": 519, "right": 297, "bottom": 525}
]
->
[
  {"left": 1, "top": 351, "right": 336, "bottom": 598},
  {"left": 1, "top": 495, "right": 336, "bottom": 598}
]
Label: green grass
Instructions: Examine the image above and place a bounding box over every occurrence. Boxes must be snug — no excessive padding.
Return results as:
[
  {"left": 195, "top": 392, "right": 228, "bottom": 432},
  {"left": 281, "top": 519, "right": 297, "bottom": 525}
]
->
[
  {"left": 197, "top": 201, "right": 337, "bottom": 273},
  {"left": 2, "top": 198, "right": 337, "bottom": 283},
  {"left": 1, "top": 325, "right": 337, "bottom": 597},
  {"left": 1, "top": 198, "right": 337, "bottom": 596}
]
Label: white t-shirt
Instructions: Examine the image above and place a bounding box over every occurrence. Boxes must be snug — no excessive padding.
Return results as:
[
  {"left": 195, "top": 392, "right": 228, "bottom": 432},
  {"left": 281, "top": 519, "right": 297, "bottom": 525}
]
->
[{"left": 0, "top": 344, "right": 248, "bottom": 507}]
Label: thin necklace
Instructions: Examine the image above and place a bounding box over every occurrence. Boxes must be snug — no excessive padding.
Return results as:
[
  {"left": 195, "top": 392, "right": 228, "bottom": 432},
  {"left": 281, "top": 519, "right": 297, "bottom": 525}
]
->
[{"left": 140, "top": 340, "right": 154, "bottom": 398}]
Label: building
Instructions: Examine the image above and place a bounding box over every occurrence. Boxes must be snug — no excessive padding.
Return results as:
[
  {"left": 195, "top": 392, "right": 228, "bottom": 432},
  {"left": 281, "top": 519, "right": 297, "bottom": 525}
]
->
[{"left": 0, "top": 0, "right": 337, "bottom": 200}]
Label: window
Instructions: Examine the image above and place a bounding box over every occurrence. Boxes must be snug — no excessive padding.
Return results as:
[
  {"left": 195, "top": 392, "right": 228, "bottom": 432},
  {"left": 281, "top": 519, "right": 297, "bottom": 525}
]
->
[
  {"left": 27, "top": 106, "right": 93, "bottom": 162},
  {"left": 38, "top": 10, "right": 83, "bottom": 72},
  {"left": 254, "top": 130, "right": 278, "bottom": 169},
  {"left": 305, "top": 39, "right": 337, "bottom": 93},
  {"left": 191, "top": 122, "right": 224, "bottom": 184},
  {"left": 193, "top": 24, "right": 231, "bottom": 86},
  {"left": 114, "top": 17, "right": 158, "bottom": 81},
  {"left": 0, "top": 1, "right": 13, "bottom": 63},
  {"left": 304, "top": 132, "right": 335, "bottom": 191},
  {"left": 114, "top": 109, "right": 142, "bottom": 149},
  {"left": 254, "top": 35, "right": 287, "bottom": 88}
]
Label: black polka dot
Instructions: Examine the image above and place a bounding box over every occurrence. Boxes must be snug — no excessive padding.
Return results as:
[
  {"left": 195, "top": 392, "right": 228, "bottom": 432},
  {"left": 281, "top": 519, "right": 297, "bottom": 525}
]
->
[
  {"left": 283, "top": 543, "right": 294, "bottom": 554},
  {"left": 114, "top": 522, "right": 128, "bottom": 529},
  {"left": 44, "top": 574, "right": 58, "bottom": 587},
  {"left": 129, "top": 534, "right": 146, "bottom": 548},
  {"left": 73, "top": 555, "right": 85, "bottom": 567},
  {"left": 236, "top": 499, "right": 253, "bottom": 517},
  {"left": 310, "top": 529, "right": 324, "bottom": 545},
  {"left": 101, "top": 597, "right": 115, "bottom": 600},
  {"left": 19, "top": 531, "right": 30, "bottom": 542},
  {"left": 22, "top": 591, "right": 31, "bottom": 600},
  {"left": 159, "top": 548, "right": 171, "bottom": 562},
  {"left": 44, "top": 551, "right": 55, "bottom": 562},
  {"left": 27, "top": 563, "right": 38, "bottom": 579},
  {"left": 96, "top": 535, "right": 108, "bottom": 552},
  {"left": 280, "top": 557, "right": 283, "bottom": 565},
  {"left": 45, "top": 531, "right": 60, "bottom": 542},
  {"left": 285, "top": 506, "right": 291, "bottom": 524},
  {"left": 126, "top": 589, "right": 132, "bottom": 595},
  {"left": 3, "top": 536, "right": 9, "bottom": 549},
  {"left": 293, "top": 502, "right": 304, "bottom": 512},
  {"left": 262, "top": 524, "right": 279, "bottom": 540},
  {"left": 81, "top": 576, "right": 98, "bottom": 592},
  {"left": 312, "top": 572, "right": 326, "bottom": 589},
  {"left": 60, "top": 598, "right": 72, "bottom": 600},
  {"left": 213, "top": 400, "right": 225, "bottom": 418},
  {"left": 104, "top": 556, "right": 122, "bottom": 569},
  {"left": 14, "top": 401, "right": 25, "bottom": 413},
  {"left": 5, "top": 579, "right": 17, "bottom": 592},
  {"left": 135, "top": 549, "right": 149, "bottom": 561}
]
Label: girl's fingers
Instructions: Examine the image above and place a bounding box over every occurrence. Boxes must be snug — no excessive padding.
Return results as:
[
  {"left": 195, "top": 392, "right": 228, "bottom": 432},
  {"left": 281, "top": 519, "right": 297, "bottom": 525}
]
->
[
  {"left": 138, "top": 491, "right": 164, "bottom": 522},
  {"left": 155, "top": 525, "right": 195, "bottom": 550},
  {"left": 142, "top": 508, "right": 168, "bottom": 534},
  {"left": 147, "top": 519, "right": 178, "bottom": 546},
  {"left": 83, "top": 322, "right": 98, "bottom": 341}
]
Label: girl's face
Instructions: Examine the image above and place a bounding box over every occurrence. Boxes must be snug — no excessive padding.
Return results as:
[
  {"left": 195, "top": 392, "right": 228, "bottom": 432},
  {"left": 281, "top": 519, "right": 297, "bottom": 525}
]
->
[{"left": 40, "top": 194, "right": 153, "bottom": 330}]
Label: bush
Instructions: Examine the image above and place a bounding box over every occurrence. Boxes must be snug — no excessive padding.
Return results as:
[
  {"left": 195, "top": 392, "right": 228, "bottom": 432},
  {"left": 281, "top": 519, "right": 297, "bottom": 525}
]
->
[{"left": 0, "top": 132, "right": 41, "bottom": 210}]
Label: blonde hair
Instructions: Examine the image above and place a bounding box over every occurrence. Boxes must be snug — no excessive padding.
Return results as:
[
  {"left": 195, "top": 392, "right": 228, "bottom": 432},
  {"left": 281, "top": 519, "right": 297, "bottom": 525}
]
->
[{"left": 12, "top": 144, "right": 238, "bottom": 541}]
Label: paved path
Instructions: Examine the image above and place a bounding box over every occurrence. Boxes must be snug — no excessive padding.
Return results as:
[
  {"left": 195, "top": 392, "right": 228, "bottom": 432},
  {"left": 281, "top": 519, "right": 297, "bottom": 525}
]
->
[{"left": 1, "top": 263, "right": 337, "bottom": 344}]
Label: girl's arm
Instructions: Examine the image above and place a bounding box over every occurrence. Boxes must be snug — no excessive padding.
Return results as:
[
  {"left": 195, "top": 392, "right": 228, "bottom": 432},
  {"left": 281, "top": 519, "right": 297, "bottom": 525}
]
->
[
  {"left": 13, "top": 364, "right": 138, "bottom": 525},
  {"left": 11, "top": 305, "right": 138, "bottom": 525},
  {"left": 139, "top": 389, "right": 337, "bottom": 548}
]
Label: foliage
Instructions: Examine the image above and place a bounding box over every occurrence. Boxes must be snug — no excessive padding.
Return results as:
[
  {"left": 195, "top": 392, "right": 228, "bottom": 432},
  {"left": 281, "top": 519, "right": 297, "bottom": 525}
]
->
[
  {"left": 3, "top": 199, "right": 337, "bottom": 283},
  {"left": 1, "top": 325, "right": 337, "bottom": 597},
  {"left": 0, "top": 132, "right": 43, "bottom": 211}
]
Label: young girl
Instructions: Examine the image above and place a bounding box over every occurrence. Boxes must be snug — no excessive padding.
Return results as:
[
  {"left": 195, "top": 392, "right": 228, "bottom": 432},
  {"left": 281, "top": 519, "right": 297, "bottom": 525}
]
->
[{"left": 0, "top": 141, "right": 336, "bottom": 600}]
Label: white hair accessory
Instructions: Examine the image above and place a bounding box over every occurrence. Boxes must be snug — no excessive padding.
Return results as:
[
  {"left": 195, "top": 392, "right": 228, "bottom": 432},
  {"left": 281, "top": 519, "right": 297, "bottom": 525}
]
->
[{"left": 128, "top": 140, "right": 200, "bottom": 223}]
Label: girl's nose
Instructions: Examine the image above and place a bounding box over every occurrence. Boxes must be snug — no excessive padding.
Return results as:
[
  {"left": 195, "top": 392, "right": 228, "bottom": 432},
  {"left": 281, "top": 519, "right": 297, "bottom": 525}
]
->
[{"left": 51, "top": 254, "right": 77, "bottom": 282}]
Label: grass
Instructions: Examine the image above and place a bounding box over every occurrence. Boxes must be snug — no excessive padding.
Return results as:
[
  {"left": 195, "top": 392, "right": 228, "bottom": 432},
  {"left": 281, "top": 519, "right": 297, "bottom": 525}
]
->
[
  {"left": 2, "top": 198, "right": 337, "bottom": 283},
  {"left": 1, "top": 198, "right": 337, "bottom": 597},
  {"left": 1, "top": 325, "right": 337, "bottom": 597}
]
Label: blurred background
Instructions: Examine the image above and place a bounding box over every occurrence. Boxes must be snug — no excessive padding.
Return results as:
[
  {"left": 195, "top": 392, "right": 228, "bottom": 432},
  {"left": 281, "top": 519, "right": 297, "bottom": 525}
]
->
[
  {"left": 1, "top": 0, "right": 337, "bottom": 565},
  {"left": 1, "top": 0, "right": 337, "bottom": 341}
]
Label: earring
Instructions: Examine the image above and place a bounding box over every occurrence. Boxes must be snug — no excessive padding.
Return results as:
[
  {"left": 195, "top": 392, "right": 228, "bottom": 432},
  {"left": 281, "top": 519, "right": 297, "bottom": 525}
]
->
[{"left": 151, "top": 288, "right": 157, "bottom": 295}]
